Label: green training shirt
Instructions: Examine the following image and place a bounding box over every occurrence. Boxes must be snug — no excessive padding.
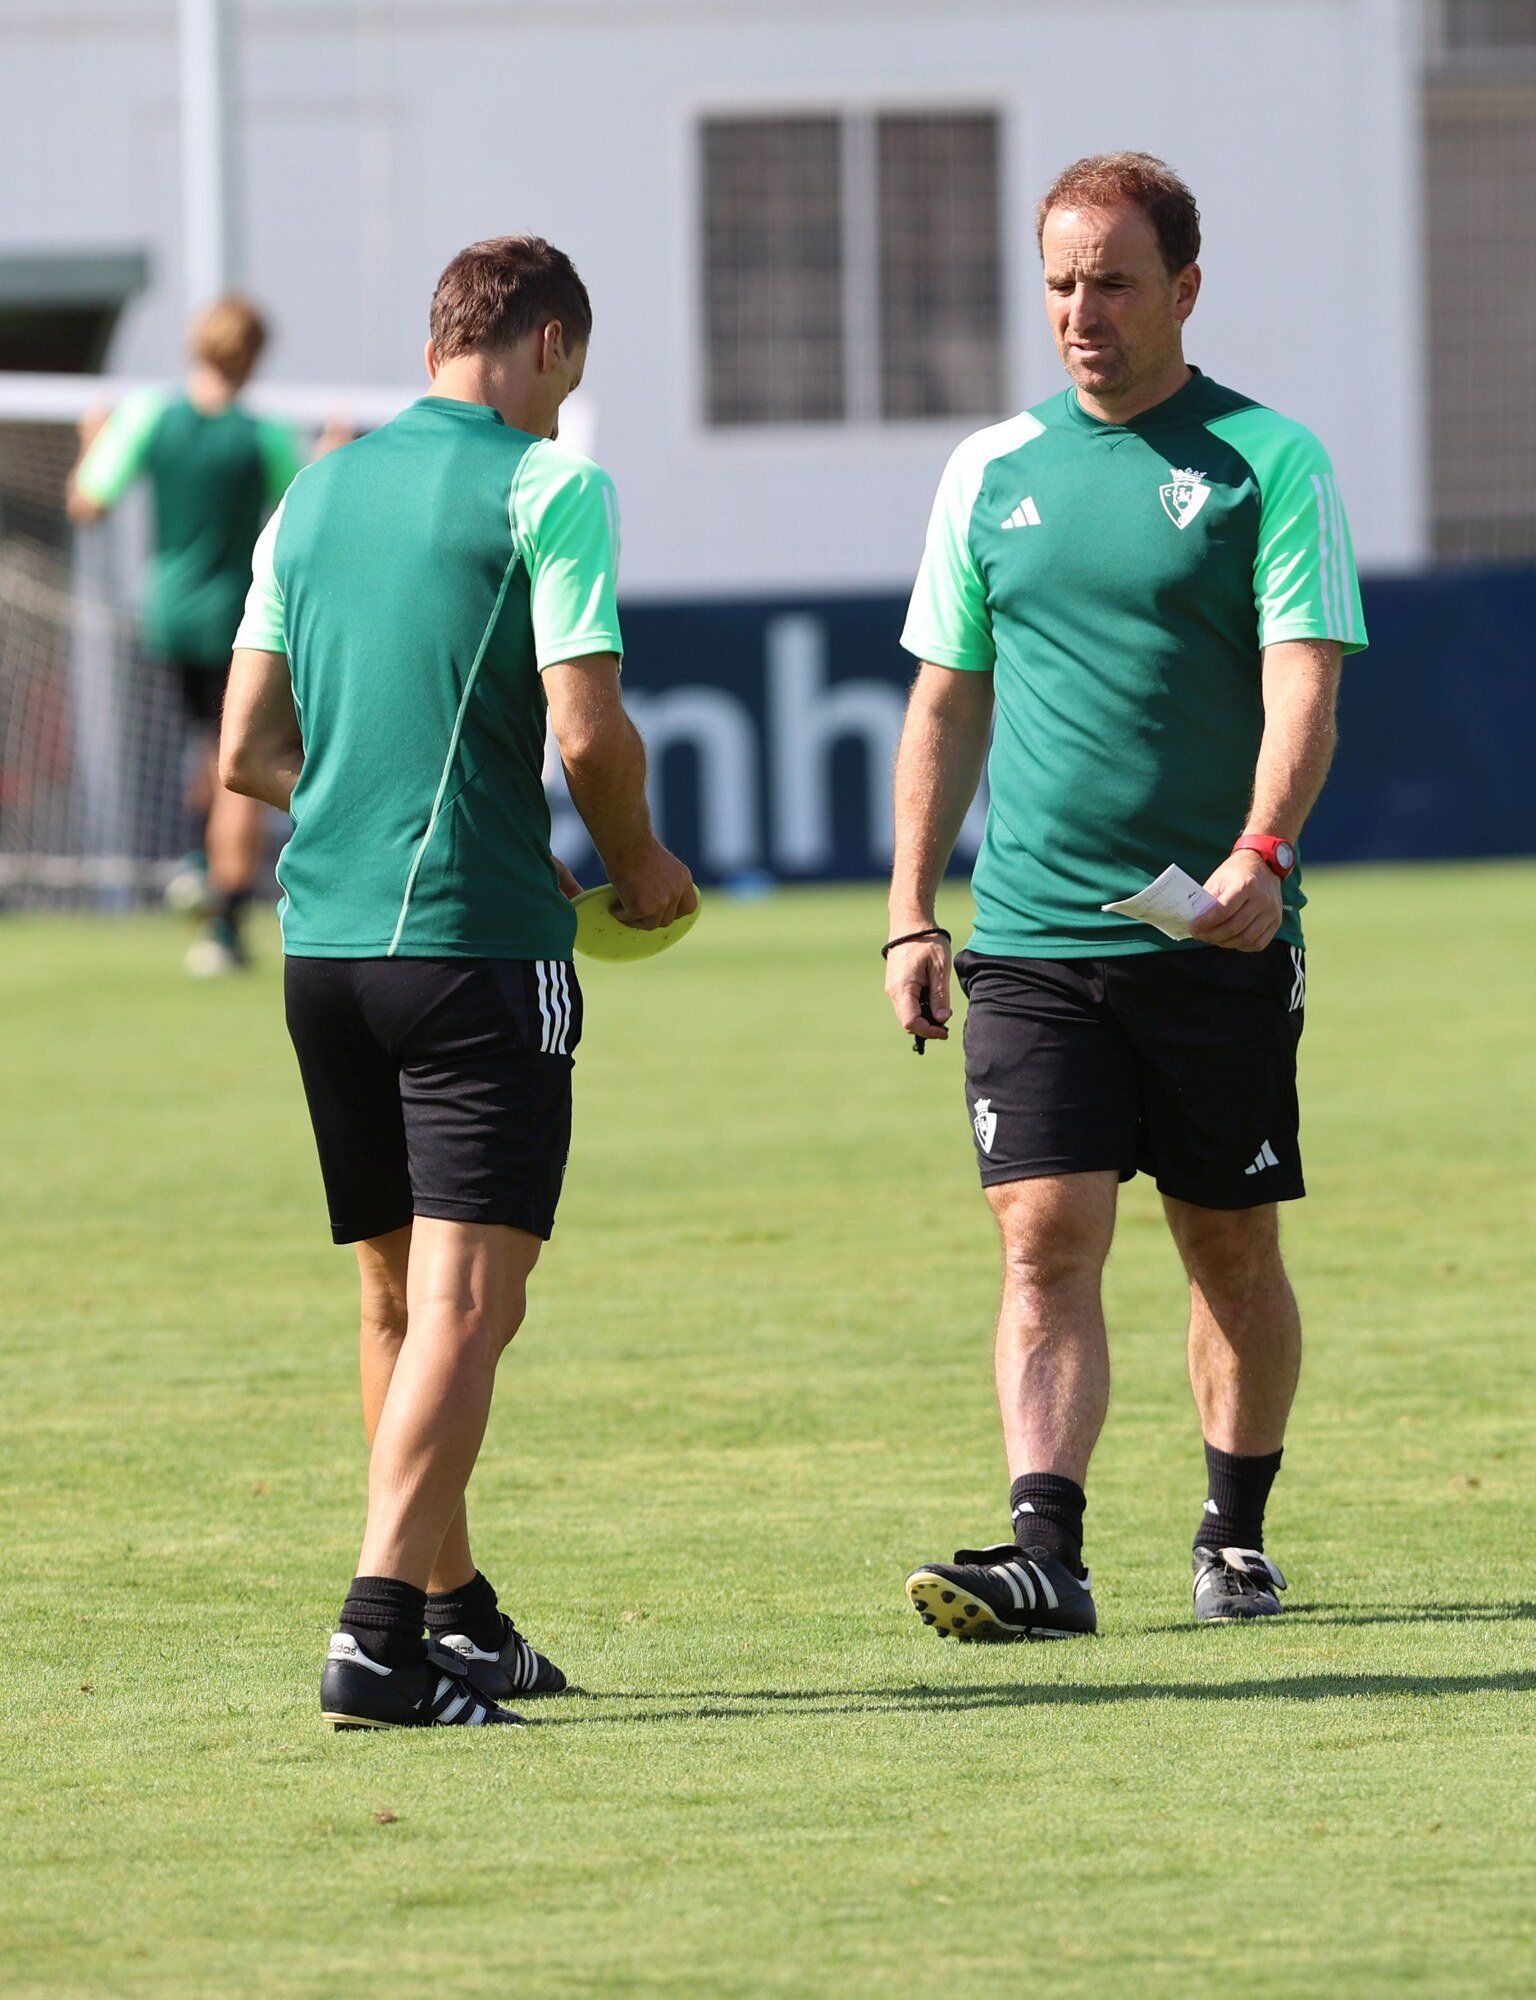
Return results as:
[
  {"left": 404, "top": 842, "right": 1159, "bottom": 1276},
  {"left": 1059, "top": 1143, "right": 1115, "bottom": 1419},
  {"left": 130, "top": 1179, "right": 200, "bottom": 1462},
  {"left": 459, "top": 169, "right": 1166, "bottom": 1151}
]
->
[
  {"left": 235, "top": 395, "right": 623, "bottom": 962},
  {"left": 901, "top": 368, "right": 1367, "bottom": 958},
  {"left": 76, "top": 387, "right": 300, "bottom": 667}
]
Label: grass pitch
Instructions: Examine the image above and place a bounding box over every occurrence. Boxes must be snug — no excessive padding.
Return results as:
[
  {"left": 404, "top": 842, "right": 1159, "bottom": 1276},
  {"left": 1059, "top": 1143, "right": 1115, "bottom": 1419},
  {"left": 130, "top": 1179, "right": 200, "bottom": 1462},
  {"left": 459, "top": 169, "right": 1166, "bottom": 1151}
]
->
[{"left": 3, "top": 864, "right": 1534, "bottom": 1999}]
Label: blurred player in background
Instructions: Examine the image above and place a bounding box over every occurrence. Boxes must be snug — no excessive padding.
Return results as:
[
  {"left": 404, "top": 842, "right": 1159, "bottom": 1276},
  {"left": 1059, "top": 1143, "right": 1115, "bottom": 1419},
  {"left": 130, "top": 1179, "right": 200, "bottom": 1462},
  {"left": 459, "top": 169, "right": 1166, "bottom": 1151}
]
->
[
  {"left": 67, "top": 296, "right": 302, "bottom": 975},
  {"left": 221, "top": 236, "right": 693, "bottom": 1728}
]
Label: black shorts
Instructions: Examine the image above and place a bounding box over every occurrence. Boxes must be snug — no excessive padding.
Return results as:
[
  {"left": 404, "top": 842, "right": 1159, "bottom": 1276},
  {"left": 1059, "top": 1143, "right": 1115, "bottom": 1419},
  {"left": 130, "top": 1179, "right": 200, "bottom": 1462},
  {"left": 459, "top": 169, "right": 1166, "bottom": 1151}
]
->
[
  {"left": 956, "top": 940, "right": 1307, "bottom": 1210},
  {"left": 284, "top": 956, "right": 582, "bottom": 1244},
  {"left": 167, "top": 660, "right": 230, "bottom": 728}
]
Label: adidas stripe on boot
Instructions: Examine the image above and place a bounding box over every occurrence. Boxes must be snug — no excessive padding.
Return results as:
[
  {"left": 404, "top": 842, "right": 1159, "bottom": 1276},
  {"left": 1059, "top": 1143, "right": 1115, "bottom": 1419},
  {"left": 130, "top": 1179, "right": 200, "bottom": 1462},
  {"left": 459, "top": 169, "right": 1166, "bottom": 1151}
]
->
[
  {"left": 320, "top": 1632, "right": 525, "bottom": 1728},
  {"left": 426, "top": 1612, "right": 567, "bottom": 1699},
  {"left": 905, "top": 1543, "right": 1097, "bottom": 1642}
]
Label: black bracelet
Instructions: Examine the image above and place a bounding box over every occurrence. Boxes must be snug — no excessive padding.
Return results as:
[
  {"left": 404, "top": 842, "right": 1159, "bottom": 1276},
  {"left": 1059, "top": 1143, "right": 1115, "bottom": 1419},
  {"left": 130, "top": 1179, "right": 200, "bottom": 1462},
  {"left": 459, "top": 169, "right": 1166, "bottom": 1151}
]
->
[{"left": 881, "top": 926, "right": 951, "bottom": 960}]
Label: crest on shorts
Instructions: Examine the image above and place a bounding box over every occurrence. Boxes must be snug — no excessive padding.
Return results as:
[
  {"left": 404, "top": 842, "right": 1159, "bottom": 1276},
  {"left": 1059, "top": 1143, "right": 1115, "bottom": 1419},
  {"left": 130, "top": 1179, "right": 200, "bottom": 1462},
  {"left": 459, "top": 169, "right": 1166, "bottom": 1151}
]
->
[
  {"left": 1159, "top": 466, "right": 1211, "bottom": 530},
  {"left": 972, "top": 1097, "right": 998, "bottom": 1154}
]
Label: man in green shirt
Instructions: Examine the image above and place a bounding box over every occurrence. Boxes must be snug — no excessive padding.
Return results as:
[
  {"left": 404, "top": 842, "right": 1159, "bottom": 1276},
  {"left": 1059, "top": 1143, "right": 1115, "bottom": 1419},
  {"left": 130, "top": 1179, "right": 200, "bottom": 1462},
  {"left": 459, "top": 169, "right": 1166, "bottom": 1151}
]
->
[
  {"left": 68, "top": 297, "right": 303, "bottom": 973},
  {"left": 887, "top": 153, "right": 1365, "bottom": 1641},
  {"left": 220, "top": 237, "right": 693, "bottom": 1727}
]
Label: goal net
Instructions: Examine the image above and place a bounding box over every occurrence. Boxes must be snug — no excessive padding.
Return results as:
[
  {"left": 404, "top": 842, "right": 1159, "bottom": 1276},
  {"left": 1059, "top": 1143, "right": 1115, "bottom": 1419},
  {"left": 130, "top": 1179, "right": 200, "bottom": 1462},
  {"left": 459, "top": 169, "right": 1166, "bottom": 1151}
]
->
[{"left": 0, "top": 374, "right": 424, "bottom": 910}]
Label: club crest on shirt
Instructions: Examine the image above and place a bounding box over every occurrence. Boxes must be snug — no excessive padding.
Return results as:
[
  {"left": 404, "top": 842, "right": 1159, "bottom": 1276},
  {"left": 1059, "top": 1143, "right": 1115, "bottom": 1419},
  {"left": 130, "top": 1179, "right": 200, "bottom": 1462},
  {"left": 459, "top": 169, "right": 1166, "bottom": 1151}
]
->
[{"left": 1159, "top": 466, "right": 1211, "bottom": 530}]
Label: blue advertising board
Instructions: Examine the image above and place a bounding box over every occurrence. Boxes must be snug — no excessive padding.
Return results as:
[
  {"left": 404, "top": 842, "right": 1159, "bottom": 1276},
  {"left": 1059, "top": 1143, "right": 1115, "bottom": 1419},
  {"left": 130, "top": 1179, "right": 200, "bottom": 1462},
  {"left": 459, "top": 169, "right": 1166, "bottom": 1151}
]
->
[{"left": 547, "top": 568, "right": 1536, "bottom": 883}]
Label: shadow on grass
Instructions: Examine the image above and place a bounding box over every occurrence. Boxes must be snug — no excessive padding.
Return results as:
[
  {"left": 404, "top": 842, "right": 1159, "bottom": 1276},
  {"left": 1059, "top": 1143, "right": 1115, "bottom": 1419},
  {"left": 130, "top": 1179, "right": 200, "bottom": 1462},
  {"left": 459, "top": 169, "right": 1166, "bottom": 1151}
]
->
[
  {"left": 534, "top": 1666, "right": 1536, "bottom": 1726},
  {"left": 1139, "top": 1601, "right": 1536, "bottom": 1635}
]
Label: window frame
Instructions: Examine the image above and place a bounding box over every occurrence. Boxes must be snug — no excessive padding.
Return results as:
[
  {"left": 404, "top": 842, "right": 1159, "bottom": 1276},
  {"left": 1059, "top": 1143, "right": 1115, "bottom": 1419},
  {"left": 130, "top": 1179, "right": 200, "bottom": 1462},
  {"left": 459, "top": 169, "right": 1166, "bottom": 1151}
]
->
[
  {"left": 684, "top": 87, "right": 1015, "bottom": 453},
  {"left": 1430, "top": 0, "right": 1536, "bottom": 64}
]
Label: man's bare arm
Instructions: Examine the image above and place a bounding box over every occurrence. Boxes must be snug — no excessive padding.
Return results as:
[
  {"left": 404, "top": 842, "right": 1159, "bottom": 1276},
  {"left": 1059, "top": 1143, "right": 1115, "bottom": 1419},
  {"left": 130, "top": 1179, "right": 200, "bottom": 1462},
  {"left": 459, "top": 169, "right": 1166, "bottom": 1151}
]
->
[
  {"left": 543, "top": 655, "right": 695, "bottom": 929},
  {"left": 219, "top": 648, "right": 305, "bottom": 811},
  {"left": 885, "top": 662, "right": 995, "bottom": 1041},
  {"left": 1191, "top": 638, "right": 1343, "bottom": 952},
  {"left": 65, "top": 408, "right": 112, "bottom": 525},
  {"left": 1248, "top": 638, "right": 1343, "bottom": 836}
]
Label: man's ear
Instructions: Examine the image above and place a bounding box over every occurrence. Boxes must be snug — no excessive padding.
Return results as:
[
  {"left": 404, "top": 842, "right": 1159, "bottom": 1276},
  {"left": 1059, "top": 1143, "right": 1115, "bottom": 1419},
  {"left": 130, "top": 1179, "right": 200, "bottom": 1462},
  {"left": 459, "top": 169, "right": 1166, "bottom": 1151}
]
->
[
  {"left": 539, "top": 320, "right": 566, "bottom": 373},
  {"left": 424, "top": 338, "right": 439, "bottom": 381},
  {"left": 1173, "top": 263, "right": 1201, "bottom": 325}
]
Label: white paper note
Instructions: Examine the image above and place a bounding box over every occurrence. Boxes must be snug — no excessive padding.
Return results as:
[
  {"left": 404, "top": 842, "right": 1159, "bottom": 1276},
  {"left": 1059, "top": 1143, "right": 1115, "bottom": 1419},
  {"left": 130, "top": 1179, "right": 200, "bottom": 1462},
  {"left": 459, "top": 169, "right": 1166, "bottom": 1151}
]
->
[{"left": 1101, "top": 864, "right": 1219, "bottom": 940}]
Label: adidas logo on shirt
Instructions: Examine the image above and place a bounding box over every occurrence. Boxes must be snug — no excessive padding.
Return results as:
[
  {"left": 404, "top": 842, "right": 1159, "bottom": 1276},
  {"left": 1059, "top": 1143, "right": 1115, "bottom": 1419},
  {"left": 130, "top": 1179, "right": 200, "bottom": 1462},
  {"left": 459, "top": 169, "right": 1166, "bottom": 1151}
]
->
[
  {"left": 1244, "top": 1140, "right": 1281, "bottom": 1176},
  {"left": 1000, "top": 497, "right": 1042, "bottom": 529}
]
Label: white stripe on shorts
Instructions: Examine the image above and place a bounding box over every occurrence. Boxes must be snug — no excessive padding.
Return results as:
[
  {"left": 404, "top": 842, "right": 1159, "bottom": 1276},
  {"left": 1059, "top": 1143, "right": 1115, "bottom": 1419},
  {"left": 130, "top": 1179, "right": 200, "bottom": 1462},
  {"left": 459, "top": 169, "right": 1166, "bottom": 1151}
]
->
[
  {"left": 535, "top": 960, "right": 572, "bottom": 1055},
  {"left": 553, "top": 962, "right": 571, "bottom": 1054},
  {"left": 536, "top": 960, "right": 555, "bottom": 1052}
]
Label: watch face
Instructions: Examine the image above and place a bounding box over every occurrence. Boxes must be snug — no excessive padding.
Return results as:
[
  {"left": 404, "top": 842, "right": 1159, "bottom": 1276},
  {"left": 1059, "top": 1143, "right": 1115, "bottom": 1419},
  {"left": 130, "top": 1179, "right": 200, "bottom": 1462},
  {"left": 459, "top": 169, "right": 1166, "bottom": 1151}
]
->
[{"left": 1275, "top": 841, "right": 1295, "bottom": 872}]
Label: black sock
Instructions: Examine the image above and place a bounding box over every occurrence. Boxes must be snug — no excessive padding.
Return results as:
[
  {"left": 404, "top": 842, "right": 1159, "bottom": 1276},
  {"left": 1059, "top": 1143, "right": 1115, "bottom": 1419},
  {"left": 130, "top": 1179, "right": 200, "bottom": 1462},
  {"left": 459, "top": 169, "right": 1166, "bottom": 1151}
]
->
[
  {"left": 1194, "top": 1443, "right": 1283, "bottom": 1554},
  {"left": 338, "top": 1575, "right": 427, "bottom": 1667},
  {"left": 424, "top": 1569, "right": 503, "bottom": 1651},
  {"left": 1009, "top": 1473, "right": 1087, "bottom": 1576},
  {"left": 215, "top": 887, "right": 250, "bottom": 930}
]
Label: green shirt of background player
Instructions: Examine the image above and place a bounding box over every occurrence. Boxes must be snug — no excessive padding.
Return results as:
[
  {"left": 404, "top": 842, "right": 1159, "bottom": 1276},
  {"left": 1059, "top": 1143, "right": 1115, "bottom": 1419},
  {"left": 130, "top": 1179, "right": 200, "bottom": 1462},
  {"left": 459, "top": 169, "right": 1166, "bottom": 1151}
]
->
[
  {"left": 66, "top": 296, "right": 308, "bottom": 975},
  {"left": 887, "top": 153, "right": 1366, "bottom": 1641},
  {"left": 220, "top": 236, "right": 693, "bottom": 1728}
]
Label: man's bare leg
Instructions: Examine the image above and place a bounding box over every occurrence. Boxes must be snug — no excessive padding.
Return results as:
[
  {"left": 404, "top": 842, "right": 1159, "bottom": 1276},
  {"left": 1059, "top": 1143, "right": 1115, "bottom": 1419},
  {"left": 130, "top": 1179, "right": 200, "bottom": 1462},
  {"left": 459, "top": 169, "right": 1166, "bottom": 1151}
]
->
[
  {"left": 164, "top": 737, "right": 217, "bottom": 914},
  {"left": 355, "top": 1226, "right": 473, "bottom": 1594},
  {"left": 188, "top": 737, "right": 218, "bottom": 827},
  {"left": 197, "top": 783, "right": 264, "bottom": 965},
  {"left": 356, "top": 1218, "right": 540, "bottom": 1588},
  {"left": 324, "top": 1218, "right": 565, "bottom": 1719},
  {"left": 990, "top": 1170, "right": 1119, "bottom": 1488},
  {"left": 1165, "top": 1198, "right": 1299, "bottom": 1454},
  {"left": 322, "top": 1220, "right": 537, "bottom": 1727},
  {"left": 904, "top": 1170, "right": 1114, "bottom": 1640},
  {"left": 1165, "top": 1196, "right": 1299, "bottom": 1615},
  {"left": 206, "top": 783, "right": 264, "bottom": 901}
]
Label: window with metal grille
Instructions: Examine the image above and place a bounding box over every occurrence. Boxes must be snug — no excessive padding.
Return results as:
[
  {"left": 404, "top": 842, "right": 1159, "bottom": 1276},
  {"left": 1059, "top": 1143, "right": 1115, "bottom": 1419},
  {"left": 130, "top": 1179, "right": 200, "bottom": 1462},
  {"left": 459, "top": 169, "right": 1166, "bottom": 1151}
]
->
[
  {"left": 1439, "top": 0, "right": 1536, "bottom": 53},
  {"left": 1426, "top": 20, "right": 1536, "bottom": 558},
  {"left": 701, "top": 110, "right": 1003, "bottom": 428}
]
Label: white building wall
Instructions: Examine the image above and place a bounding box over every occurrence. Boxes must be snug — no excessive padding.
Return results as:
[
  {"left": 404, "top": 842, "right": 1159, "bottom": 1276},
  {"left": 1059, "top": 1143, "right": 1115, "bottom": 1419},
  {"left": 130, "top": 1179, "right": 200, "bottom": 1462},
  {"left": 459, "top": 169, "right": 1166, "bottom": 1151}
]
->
[{"left": 0, "top": 0, "right": 1426, "bottom": 591}]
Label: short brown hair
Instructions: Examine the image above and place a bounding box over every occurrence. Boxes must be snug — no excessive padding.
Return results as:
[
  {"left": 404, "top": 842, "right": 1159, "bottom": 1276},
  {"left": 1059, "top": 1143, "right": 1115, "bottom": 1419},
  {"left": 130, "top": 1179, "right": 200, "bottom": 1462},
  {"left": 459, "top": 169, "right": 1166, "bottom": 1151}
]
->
[
  {"left": 189, "top": 294, "right": 268, "bottom": 379},
  {"left": 1035, "top": 152, "right": 1201, "bottom": 273},
  {"left": 429, "top": 236, "right": 593, "bottom": 361}
]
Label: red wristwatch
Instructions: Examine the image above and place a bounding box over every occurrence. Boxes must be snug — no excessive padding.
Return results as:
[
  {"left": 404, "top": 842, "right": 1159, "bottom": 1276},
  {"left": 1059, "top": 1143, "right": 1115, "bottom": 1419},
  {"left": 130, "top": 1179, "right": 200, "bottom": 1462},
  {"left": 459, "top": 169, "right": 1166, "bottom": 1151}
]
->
[{"left": 1233, "top": 834, "right": 1296, "bottom": 879}]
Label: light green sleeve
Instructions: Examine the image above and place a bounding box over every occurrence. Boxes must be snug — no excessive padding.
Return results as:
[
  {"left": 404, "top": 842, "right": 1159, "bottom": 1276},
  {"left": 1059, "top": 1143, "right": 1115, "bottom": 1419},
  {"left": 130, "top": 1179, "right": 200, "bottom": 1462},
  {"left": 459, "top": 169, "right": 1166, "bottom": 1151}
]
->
[
  {"left": 509, "top": 444, "right": 623, "bottom": 669},
  {"left": 900, "top": 439, "right": 995, "bottom": 671},
  {"left": 73, "top": 386, "right": 170, "bottom": 508},
  {"left": 257, "top": 420, "right": 303, "bottom": 507},
  {"left": 233, "top": 497, "right": 288, "bottom": 653},
  {"left": 1212, "top": 408, "right": 1367, "bottom": 654}
]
